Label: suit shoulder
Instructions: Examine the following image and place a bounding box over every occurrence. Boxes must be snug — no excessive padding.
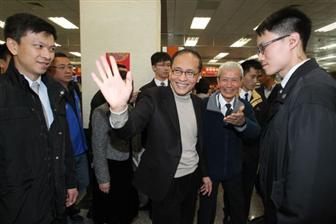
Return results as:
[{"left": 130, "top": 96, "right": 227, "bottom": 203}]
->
[{"left": 139, "top": 80, "right": 156, "bottom": 91}]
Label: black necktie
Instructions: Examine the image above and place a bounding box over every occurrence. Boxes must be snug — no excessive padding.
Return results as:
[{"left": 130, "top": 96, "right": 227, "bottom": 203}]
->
[
  {"left": 244, "top": 92, "right": 249, "bottom": 101},
  {"left": 225, "top": 103, "right": 233, "bottom": 116},
  {"left": 160, "top": 81, "right": 165, "bottom": 87}
]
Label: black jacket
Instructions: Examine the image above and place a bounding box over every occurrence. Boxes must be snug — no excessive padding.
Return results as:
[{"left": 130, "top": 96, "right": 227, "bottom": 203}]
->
[
  {"left": 259, "top": 59, "right": 336, "bottom": 224},
  {"left": 116, "top": 87, "right": 206, "bottom": 201},
  {"left": 0, "top": 60, "right": 76, "bottom": 224}
]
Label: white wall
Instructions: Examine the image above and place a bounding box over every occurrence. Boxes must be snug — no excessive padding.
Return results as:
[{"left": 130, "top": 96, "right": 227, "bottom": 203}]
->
[{"left": 80, "top": 0, "right": 161, "bottom": 127}]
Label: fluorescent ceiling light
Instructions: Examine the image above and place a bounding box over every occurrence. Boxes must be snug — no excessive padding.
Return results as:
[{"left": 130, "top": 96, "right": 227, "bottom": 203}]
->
[
  {"left": 315, "top": 21, "right": 336, "bottom": 32},
  {"left": 190, "top": 17, "right": 211, "bottom": 29},
  {"left": 321, "top": 62, "right": 336, "bottom": 66},
  {"left": 55, "top": 42, "right": 61, "bottom": 47},
  {"left": 0, "top": 20, "right": 5, "bottom": 28},
  {"left": 214, "top": 52, "right": 229, "bottom": 60},
  {"left": 317, "top": 55, "right": 336, "bottom": 61},
  {"left": 70, "top": 61, "right": 81, "bottom": 65},
  {"left": 253, "top": 25, "right": 259, "bottom": 31},
  {"left": 319, "top": 43, "right": 336, "bottom": 50},
  {"left": 48, "top": 17, "right": 78, "bottom": 29},
  {"left": 69, "top": 52, "right": 81, "bottom": 57},
  {"left": 0, "top": 40, "right": 5, "bottom": 44},
  {"left": 230, "top": 37, "right": 251, "bottom": 47},
  {"left": 184, "top": 37, "right": 199, "bottom": 47},
  {"left": 208, "top": 59, "right": 218, "bottom": 63},
  {"left": 238, "top": 60, "right": 245, "bottom": 64},
  {"left": 247, "top": 54, "right": 258, "bottom": 60}
]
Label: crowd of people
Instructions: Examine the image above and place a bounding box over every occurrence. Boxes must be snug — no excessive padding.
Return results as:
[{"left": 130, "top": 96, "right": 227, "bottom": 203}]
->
[{"left": 1, "top": 6, "right": 336, "bottom": 224}]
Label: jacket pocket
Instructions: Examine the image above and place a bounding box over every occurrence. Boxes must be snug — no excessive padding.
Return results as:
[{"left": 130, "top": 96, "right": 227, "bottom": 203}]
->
[{"left": 271, "top": 178, "right": 285, "bottom": 209}]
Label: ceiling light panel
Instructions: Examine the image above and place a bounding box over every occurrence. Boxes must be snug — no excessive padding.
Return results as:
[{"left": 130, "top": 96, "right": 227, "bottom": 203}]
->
[
  {"left": 190, "top": 17, "right": 211, "bottom": 29},
  {"left": 69, "top": 52, "right": 81, "bottom": 57},
  {"left": 0, "top": 40, "right": 5, "bottom": 44},
  {"left": 315, "top": 21, "right": 336, "bottom": 32},
  {"left": 214, "top": 52, "right": 229, "bottom": 60},
  {"left": 48, "top": 17, "right": 78, "bottom": 29},
  {"left": 208, "top": 59, "right": 218, "bottom": 63},
  {"left": 184, "top": 37, "right": 199, "bottom": 47},
  {"left": 230, "top": 37, "right": 251, "bottom": 47},
  {"left": 0, "top": 20, "right": 5, "bottom": 28},
  {"left": 319, "top": 43, "right": 336, "bottom": 50}
]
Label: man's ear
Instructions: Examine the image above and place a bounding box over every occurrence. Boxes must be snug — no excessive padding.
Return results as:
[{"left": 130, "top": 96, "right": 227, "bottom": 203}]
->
[
  {"left": 6, "top": 38, "right": 19, "bottom": 56},
  {"left": 152, "top": 65, "right": 157, "bottom": 73},
  {"left": 288, "top": 32, "right": 300, "bottom": 50}
]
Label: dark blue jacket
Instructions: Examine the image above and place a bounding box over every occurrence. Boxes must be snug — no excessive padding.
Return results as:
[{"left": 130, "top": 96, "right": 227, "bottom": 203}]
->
[{"left": 202, "top": 91, "right": 260, "bottom": 181}]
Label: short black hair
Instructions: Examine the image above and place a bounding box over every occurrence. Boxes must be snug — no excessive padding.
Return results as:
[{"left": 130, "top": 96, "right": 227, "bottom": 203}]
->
[
  {"left": 241, "top": 59, "right": 262, "bottom": 76},
  {"left": 54, "top": 52, "right": 68, "bottom": 58},
  {"left": 256, "top": 7, "right": 311, "bottom": 51},
  {"left": 151, "top": 52, "right": 171, "bottom": 65},
  {"left": 0, "top": 44, "right": 10, "bottom": 60},
  {"left": 4, "top": 13, "right": 57, "bottom": 43},
  {"left": 171, "top": 48, "right": 203, "bottom": 72}
]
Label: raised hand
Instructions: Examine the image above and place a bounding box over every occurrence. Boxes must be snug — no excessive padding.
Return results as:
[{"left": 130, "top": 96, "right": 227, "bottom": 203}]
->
[{"left": 91, "top": 55, "right": 133, "bottom": 112}]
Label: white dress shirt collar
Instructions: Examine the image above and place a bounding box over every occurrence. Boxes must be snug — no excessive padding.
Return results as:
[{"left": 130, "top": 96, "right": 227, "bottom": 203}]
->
[{"left": 281, "top": 59, "right": 310, "bottom": 88}]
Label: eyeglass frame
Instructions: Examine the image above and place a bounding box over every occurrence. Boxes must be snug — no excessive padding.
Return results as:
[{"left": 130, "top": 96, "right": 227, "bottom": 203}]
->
[
  {"left": 171, "top": 68, "right": 199, "bottom": 79},
  {"left": 257, "top": 34, "right": 290, "bottom": 55},
  {"left": 50, "top": 64, "right": 74, "bottom": 71}
]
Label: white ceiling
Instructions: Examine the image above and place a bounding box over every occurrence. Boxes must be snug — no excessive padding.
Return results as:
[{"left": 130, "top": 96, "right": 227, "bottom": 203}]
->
[
  {"left": 0, "top": 0, "right": 80, "bottom": 62},
  {"left": 1, "top": 0, "right": 336, "bottom": 71}
]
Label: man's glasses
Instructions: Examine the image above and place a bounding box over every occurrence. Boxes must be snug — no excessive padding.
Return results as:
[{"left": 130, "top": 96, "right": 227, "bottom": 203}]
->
[
  {"left": 257, "top": 34, "right": 290, "bottom": 55},
  {"left": 172, "top": 68, "right": 198, "bottom": 79},
  {"left": 51, "top": 64, "right": 73, "bottom": 71}
]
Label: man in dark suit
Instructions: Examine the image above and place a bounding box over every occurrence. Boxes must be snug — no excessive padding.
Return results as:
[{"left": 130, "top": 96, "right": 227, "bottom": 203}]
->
[
  {"left": 139, "top": 51, "right": 171, "bottom": 91},
  {"left": 256, "top": 7, "right": 336, "bottom": 223},
  {"left": 198, "top": 61, "right": 260, "bottom": 224},
  {"left": 0, "top": 13, "right": 77, "bottom": 224},
  {"left": 92, "top": 49, "right": 212, "bottom": 224},
  {"left": 239, "top": 59, "right": 265, "bottom": 222}
]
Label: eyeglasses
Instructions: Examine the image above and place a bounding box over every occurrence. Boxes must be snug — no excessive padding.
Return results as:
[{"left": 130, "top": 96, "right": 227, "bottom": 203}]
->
[
  {"left": 172, "top": 68, "right": 198, "bottom": 79},
  {"left": 257, "top": 34, "right": 290, "bottom": 55},
  {"left": 51, "top": 64, "right": 73, "bottom": 71}
]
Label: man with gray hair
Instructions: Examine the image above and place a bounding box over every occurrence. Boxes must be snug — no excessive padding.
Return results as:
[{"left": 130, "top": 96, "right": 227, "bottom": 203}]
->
[{"left": 198, "top": 61, "right": 260, "bottom": 224}]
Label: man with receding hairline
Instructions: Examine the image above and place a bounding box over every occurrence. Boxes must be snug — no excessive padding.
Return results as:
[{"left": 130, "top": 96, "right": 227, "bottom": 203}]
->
[{"left": 92, "top": 49, "right": 212, "bottom": 224}]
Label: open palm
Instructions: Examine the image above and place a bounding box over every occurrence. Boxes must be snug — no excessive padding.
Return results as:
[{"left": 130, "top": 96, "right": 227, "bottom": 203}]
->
[{"left": 91, "top": 55, "right": 133, "bottom": 112}]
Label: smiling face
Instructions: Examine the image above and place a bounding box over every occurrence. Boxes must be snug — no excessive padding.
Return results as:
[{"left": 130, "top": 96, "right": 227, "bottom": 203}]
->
[
  {"left": 7, "top": 31, "right": 55, "bottom": 80},
  {"left": 169, "top": 52, "right": 200, "bottom": 96},
  {"left": 217, "top": 68, "right": 242, "bottom": 102}
]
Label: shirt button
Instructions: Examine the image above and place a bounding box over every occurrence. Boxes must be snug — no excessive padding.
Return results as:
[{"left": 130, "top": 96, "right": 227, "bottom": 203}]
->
[
  {"left": 58, "top": 131, "right": 63, "bottom": 135},
  {"left": 55, "top": 156, "right": 59, "bottom": 160}
]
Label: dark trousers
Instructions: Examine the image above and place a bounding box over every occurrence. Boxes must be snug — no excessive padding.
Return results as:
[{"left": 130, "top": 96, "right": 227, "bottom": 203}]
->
[
  {"left": 241, "top": 154, "right": 259, "bottom": 220},
  {"left": 92, "top": 159, "right": 139, "bottom": 224},
  {"left": 198, "top": 174, "right": 245, "bottom": 224},
  {"left": 152, "top": 171, "right": 199, "bottom": 224}
]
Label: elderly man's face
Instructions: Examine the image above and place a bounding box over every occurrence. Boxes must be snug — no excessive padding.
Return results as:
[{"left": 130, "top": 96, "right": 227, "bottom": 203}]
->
[{"left": 217, "top": 68, "right": 242, "bottom": 102}]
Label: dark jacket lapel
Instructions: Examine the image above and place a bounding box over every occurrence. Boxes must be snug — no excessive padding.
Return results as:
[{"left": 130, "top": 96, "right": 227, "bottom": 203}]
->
[{"left": 161, "top": 87, "right": 180, "bottom": 133}]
